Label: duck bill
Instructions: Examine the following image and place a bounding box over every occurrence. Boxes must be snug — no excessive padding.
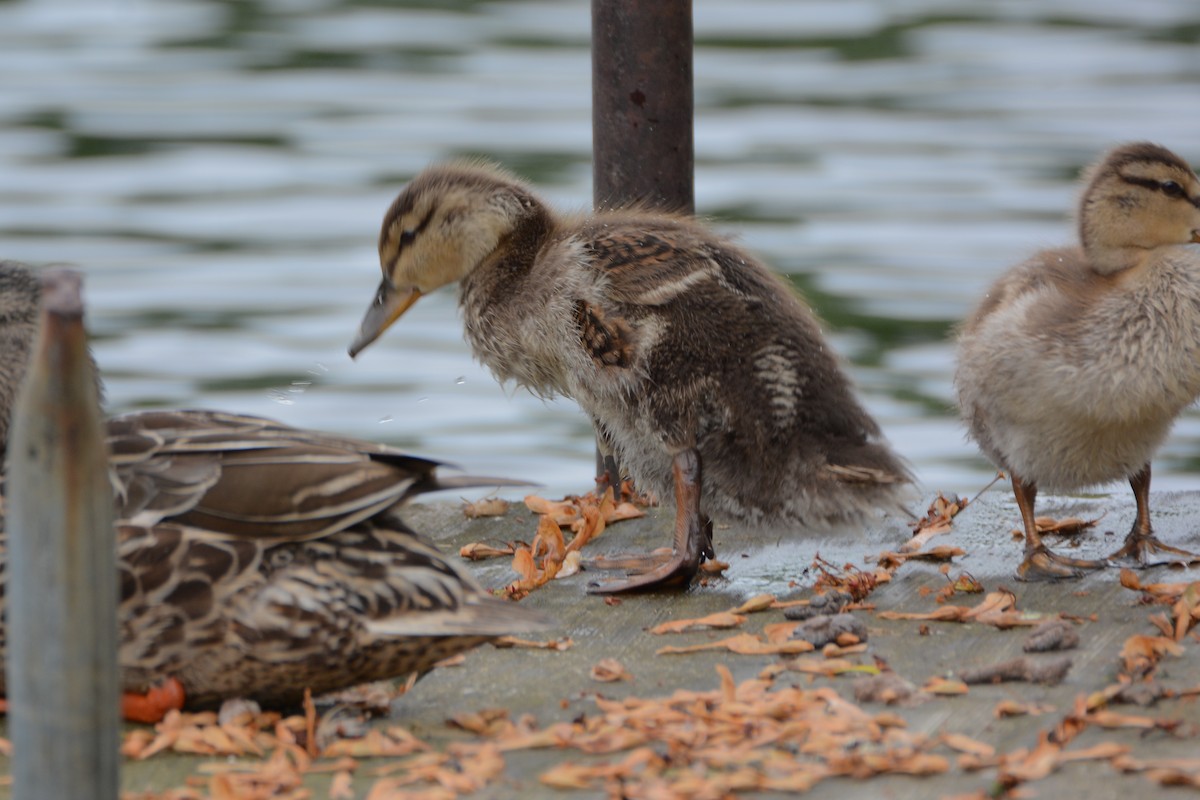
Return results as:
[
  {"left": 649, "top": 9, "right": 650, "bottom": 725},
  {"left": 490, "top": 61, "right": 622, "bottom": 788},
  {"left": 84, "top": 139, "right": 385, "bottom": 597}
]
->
[{"left": 348, "top": 280, "right": 422, "bottom": 358}]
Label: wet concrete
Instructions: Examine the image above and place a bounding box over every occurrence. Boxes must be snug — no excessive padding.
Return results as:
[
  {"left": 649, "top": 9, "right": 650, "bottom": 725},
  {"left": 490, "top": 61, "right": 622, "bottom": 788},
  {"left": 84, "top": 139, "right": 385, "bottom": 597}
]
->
[{"left": 18, "top": 485, "right": 1200, "bottom": 797}]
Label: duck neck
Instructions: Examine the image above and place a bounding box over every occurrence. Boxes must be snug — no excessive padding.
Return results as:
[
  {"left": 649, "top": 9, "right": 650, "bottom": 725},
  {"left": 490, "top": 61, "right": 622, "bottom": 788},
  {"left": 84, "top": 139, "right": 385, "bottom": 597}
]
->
[
  {"left": 458, "top": 200, "right": 563, "bottom": 388},
  {"left": 1084, "top": 244, "right": 1145, "bottom": 276}
]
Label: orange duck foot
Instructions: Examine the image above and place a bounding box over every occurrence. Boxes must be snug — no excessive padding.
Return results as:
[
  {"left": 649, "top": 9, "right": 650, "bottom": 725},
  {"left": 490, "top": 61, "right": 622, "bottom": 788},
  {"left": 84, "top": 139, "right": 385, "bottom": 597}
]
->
[{"left": 122, "top": 677, "right": 186, "bottom": 724}]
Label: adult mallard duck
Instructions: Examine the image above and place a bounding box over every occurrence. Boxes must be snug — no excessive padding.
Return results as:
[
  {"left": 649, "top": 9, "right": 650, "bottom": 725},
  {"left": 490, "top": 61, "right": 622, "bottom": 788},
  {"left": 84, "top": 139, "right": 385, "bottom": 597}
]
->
[
  {"left": 955, "top": 142, "right": 1200, "bottom": 580},
  {"left": 0, "top": 260, "right": 549, "bottom": 718},
  {"left": 348, "top": 161, "right": 914, "bottom": 593}
]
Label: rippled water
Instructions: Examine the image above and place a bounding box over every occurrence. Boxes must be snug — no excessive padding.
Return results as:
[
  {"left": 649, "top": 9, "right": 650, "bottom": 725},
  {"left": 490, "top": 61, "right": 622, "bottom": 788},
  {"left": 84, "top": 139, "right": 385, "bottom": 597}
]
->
[{"left": 2, "top": 0, "right": 1200, "bottom": 496}]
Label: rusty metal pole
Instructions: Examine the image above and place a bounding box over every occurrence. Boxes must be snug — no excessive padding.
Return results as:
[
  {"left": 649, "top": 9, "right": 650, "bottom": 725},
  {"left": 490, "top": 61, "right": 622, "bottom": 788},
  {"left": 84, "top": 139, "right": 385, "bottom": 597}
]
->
[
  {"left": 591, "top": 0, "right": 694, "bottom": 483},
  {"left": 592, "top": 0, "right": 694, "bottom": 214},
  {"left": 7, "top": 269, "right": 118, "bottom": 800}
]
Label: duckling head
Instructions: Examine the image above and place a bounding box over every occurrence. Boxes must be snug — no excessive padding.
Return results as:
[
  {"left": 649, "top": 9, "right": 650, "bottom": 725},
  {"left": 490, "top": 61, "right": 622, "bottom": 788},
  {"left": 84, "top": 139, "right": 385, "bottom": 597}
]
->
[
  {"left": 1078, "top": 142, "right": 1200, "bottom": 275},
  {"left": 349, "top": 161, "right": 538, "bottom": 357}
]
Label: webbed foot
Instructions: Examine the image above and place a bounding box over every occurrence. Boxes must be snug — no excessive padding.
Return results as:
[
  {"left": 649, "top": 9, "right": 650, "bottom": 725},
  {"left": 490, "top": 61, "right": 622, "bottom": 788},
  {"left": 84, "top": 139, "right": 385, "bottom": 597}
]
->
[
  {"left": 1016, "top": 546, "right": 1107, "bottom": 581},
  {"left": 1108, "top": 533, "right": 1199, "bottom": 567},
  {"left": 586, "top": 448, "right": 711, "bottom": 594}
]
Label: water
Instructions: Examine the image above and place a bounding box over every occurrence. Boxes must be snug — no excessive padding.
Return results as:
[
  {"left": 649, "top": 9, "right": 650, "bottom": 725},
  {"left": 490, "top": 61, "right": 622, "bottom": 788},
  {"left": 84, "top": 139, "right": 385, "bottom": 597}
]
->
[{"left": 2, "top": 0, "right": 1200, "bottom": 497}]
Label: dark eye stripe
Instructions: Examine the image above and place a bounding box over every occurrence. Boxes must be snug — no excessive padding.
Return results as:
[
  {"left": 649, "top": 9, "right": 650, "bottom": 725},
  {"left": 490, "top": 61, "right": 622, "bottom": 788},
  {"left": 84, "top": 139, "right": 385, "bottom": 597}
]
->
[
  {"left": 397, "top": 206, "right": 437, "bottom": 252},
  {"left": 1120, "top": 173, "right": 1195, "bottom": 203}
]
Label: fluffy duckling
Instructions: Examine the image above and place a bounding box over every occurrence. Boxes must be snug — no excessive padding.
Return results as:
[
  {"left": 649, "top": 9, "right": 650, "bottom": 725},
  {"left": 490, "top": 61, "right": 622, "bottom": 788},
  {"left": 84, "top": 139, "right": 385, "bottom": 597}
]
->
[
  {"left": 349, "top": 161, "right": 914, "bottom": 593},
  {"left": 0, "top": 260, "right": 548, "bottom": 715},
  {"left": 955, "top": 142, "right": 1200, "bottom": 580}
]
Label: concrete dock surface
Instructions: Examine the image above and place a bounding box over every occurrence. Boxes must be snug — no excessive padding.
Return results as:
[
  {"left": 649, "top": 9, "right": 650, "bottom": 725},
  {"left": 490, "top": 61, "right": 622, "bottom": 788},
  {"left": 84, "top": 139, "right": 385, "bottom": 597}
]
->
[{"left": 9, "top": 484, "right": 1200, "bottom": 798}]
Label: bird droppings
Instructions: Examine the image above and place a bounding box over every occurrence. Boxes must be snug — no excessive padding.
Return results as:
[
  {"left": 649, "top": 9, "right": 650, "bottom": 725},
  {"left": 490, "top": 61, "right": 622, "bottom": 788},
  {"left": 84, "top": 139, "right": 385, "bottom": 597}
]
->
[{"left": 1023, "top": 619, "right": 1082, "bottom": 652}]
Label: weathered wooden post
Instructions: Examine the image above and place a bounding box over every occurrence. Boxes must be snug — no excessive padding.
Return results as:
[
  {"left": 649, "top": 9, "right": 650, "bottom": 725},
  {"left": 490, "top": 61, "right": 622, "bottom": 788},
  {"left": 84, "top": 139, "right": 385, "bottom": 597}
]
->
[
  {"left": 591, "top": 0, "right": 695, "bottom": 482},
  {"left": 6, "top": 268, "right": 118, "bottom": 799}
]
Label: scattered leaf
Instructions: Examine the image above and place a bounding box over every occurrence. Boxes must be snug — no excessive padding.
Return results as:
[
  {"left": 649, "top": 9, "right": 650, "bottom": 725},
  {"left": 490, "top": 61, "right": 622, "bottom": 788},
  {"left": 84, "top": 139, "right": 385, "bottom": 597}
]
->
[
  {"left": 458, "top": 542, "right": 516, "bottom": 561},
  {"left": 493, "top": 636, "right": 573, "bottom": 651},
  {"left": 590, "top": 658, "right": 632, "bottom": 683},
  {"left": 924, "top": 677, "right": 970, "bottom": 695},
  {"left": 461, "top": 497, "right": 510, "bottom": 519},
  {"left": 729, "top": 593, "right": 776, "bottom": 614},
  {"left": 648, "top": 611, "right": 747, "bottom": 635}
]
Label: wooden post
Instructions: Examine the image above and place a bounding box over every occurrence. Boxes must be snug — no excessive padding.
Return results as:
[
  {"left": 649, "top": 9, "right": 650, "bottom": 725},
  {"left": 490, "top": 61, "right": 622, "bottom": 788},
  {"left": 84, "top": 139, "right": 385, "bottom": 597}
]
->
[
  {"left": 591, "top": 0, "right": 695, "bottom": 481},
  {"left": 6, "top": 268, "right": 118, "bottom": 799}
]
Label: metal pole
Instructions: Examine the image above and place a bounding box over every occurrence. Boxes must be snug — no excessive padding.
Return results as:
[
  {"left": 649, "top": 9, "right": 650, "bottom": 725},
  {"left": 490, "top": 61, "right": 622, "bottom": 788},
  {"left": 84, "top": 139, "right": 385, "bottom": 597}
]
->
[
  {"left": 591, "top": 0, "right": 695, "bottom": 483},
  {"left": 7, "top": 268, "right": 118, "bottom": 799},
  {"left": 592, "top": 0, "right": 695, "bottom": 214}
]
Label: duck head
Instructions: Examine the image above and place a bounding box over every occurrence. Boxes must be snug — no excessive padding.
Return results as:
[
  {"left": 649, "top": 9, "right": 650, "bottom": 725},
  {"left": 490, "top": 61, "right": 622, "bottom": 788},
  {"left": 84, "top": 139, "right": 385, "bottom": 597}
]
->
[
  {"left": 1078, "top": 142, "right": 1200, "bottom": 275},
  {"left": 348, "top": 161, "right": 538, "bottom": 357}
]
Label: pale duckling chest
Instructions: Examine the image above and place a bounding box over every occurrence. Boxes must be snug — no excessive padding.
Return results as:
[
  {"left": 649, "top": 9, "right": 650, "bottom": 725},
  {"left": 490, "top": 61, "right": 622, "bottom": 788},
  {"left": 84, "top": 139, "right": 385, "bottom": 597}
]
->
[
  {"left": 976, "top": 247, "right": 1200, "bottom": 430},
  {"left": 1071, "top": 249, "right": 1200, "bottom": 417}
]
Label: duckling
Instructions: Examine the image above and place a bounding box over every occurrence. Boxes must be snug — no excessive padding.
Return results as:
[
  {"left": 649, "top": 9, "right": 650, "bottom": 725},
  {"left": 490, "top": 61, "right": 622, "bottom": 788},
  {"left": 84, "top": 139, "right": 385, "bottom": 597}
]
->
[
  {"left": 348, "top": 161, "right": 914, "bottom": 593},
  {"left": 955, "top": 142, "right": 1200, "bottom": 580},
  {"left": 0, "top": 259, "right": 549, "bottom": 715}
]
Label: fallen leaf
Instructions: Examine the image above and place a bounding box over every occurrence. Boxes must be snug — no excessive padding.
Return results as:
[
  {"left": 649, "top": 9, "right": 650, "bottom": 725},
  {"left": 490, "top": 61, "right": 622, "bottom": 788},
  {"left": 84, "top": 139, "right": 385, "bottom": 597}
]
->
[
  {"left": 924, "top": 677, "right": 970, "bottom": 695},
  {"left": 941, "top": 732, "right": 994, "bottom": 758},
  {"left": 555, "top": 550, "right": 583, "bottom": 578},
  {"left": 648, "top": 611, "right": 747, "bottom": 635},
  {"left": 656, "top": 633, "right": 815, "bottom": 656},
  {"left": 729, "top": 593, "right": 776, "bottom": 614},
  {"left": 461, "top": 497, "right": 510, "bottom": 518},
  {"left": 458, "top": 542, "right": 516, "bottom": 561},
  {"left": 590, "top": 658, "right": 632, "bottom": 683},
  {"left": 993, "top": 700, "right": 1055, "bottom": 718},
  {"left": 1120, "top": 634, "right": 1184, "bottom": 674},
  {"left": 493, "top": 636, "right": 573, "bottom": 651}
]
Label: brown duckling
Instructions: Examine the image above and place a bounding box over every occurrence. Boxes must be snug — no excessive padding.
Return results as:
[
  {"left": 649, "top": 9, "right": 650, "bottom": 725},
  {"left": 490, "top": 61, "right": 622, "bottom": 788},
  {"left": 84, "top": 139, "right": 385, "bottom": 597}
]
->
[
  {"left": 0, "top": 259, "right": 549, "bottom": 717},
  {"left": 348, "top": 161, "right": 914, "bottom": 593},
  {"left": 955, "top": 142, "right": 1200, "bottom": 580}
]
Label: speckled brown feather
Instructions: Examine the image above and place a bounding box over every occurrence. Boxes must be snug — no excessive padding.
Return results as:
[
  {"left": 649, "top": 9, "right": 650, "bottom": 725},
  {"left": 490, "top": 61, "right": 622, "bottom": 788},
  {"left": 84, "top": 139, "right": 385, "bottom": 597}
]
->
[
  {"left": 0, "top": 260, "right": 548, "bottom": 709},
  {"left": 375, "top": 164, "right": 915, "bottom": 533}
]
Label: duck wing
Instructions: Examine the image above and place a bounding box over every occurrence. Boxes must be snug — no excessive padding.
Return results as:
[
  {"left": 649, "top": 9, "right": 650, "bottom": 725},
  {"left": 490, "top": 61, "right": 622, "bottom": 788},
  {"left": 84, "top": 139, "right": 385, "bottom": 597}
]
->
[{"left": 108, "top": 409, "right": 521, "bottom": 540}]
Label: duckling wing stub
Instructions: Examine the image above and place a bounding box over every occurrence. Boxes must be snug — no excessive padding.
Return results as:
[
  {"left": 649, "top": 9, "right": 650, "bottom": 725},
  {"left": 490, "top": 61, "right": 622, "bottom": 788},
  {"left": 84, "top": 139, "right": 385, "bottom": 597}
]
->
[{"left": 581, "top": 221, "right": 723, "bottom": 308}]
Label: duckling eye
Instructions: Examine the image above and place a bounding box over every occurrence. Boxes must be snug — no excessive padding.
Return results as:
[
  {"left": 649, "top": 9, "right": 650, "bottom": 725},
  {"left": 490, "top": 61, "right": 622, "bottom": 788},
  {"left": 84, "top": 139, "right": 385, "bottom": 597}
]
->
[
  {"left": 399, "top": 228, "right": 417, "bottom": 246},
  {"left": 1160, "top": 180, "right": 1186, "bottom": 199}
]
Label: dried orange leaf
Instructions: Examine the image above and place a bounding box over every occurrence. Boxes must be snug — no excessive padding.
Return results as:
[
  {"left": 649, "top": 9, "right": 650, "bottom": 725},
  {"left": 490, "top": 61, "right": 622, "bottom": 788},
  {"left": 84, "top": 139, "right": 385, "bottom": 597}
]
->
[
  {"left": 648, "top": 611, "right": 747, "bottom": 635},
  {"left": 1087, "top": 710, "right": 1159, "bottom": 729},
  {"left": 941, "top": 732, "right": 994, "bottom": 758},
  {"left": 1055, "top": 741, "right": 1131, "bottom": 766},
  {"left": 699, "top": 559, "right": 730, "bottom": 575},
  {"left": 461, "top": 497, "right": 510, "bottom": 518},
  {"left": 329, "top": 770, "right": 354, "bottom": 799},
  {"left": 540, "top": 762, "right": 600, "bottom": 789},
  {"left": 459, "top": 542, "right": 515, "bottom": 561},
  {"left": 785, "top": 656, "right": 873, "bottom": 677},
  {"left": 656, "top": 632, "right": 815, "bottom": 656},
  {"left": 993, "top": 699, "right": 1054, "bottom": 718},
  {"left": 1034, "top": 515, "right": 1101, "bottom": 535},
  {"left": 1120, "top": 634, "right": 1184, "bottom": 673},
  {"left": 609, "top": 502, "right": 646, "bottom": 522},
  {"left": 590, "top": 658, "right": 632, "bottom": 683},
  {"left": 924, "top": 677, "right": 969, "bottom": 695},
  {"left": 763, "top": 621, "right": 802, "bottom": 643},
  {"left": 510, "top": 548, "right": 536, "bottom": 583},
  {"left": 823, "top": 642, "right": 867, "bottom": 658},
  {"left": 555, "top": 550, "right": 583, "bottom": 578},
  {"left": 728, "top": 594, "right": 776, "bottom": 614},
  {"left": 493, "top": 636, "right": 573, "bottom": 651}
]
